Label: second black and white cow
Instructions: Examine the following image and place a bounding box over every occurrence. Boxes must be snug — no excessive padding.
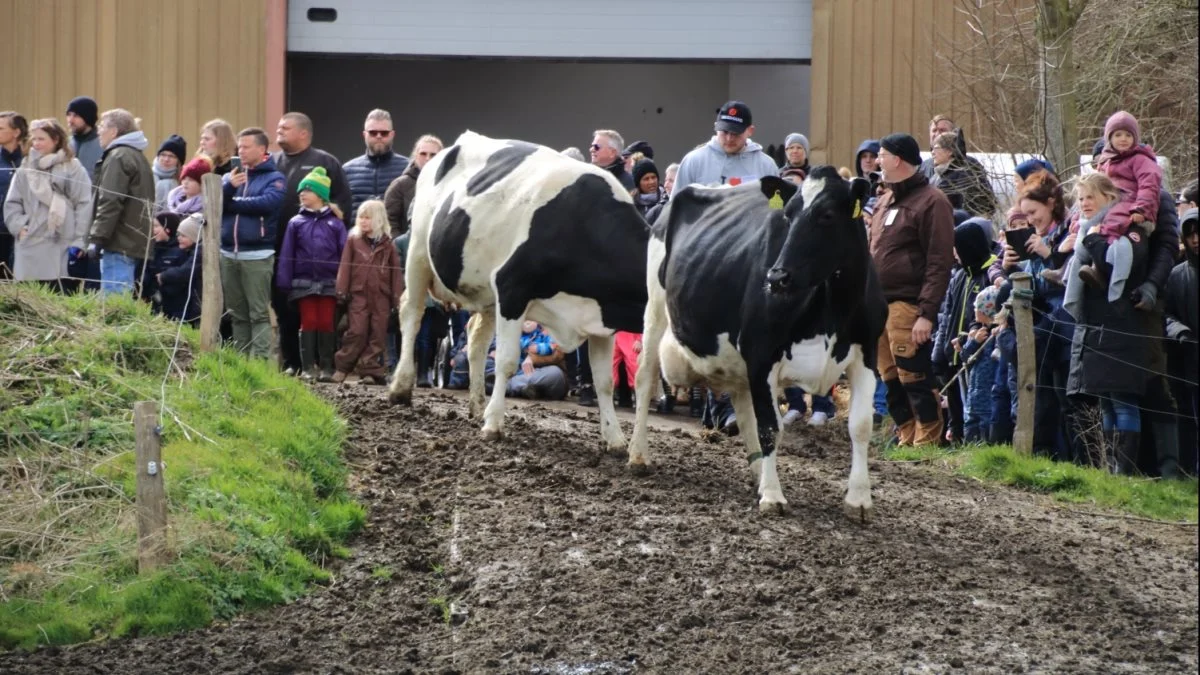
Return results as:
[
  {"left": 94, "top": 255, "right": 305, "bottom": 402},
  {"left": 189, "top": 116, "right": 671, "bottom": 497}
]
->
[
  {"left": 628, "top": 166, "right": 887, "bottom": 519},
  {"left": 388, "top": 131, "right": 649, "bottom": 448}
]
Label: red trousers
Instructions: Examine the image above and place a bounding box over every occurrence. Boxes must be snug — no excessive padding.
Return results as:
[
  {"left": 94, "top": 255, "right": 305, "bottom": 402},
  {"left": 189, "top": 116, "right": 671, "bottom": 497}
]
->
[
  {"left": 613, "top": 331, "right": 641, "bottom": 387},
  {"left": 297, "top": 296, "right": 336, "bottom": 332}
]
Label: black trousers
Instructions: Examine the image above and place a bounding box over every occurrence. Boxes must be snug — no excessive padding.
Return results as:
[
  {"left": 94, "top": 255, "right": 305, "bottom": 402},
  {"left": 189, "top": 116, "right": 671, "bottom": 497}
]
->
[{"left": 272, "top": 286, "right": 302, "bottom": 372}]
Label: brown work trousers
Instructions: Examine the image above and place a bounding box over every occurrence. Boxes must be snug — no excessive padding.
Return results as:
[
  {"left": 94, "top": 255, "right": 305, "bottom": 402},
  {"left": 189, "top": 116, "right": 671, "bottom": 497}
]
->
[
  {"left": 334, "top": 293, "right": 390, "bottom": 378},
  {"left": 877, "top": 301, "right": 945, "bottom": 446}
]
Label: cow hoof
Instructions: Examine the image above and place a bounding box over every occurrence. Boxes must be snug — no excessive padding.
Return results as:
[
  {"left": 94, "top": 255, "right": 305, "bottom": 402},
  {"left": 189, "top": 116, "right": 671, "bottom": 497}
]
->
[
  {"left": 843, "top": 501, "right": 874, "bottom": 524},
  {"left": 388, "top": 389, "right": 412, "bottom": 406},
  {"left": 628, "top": 460, "right": 653, "bottom": 477},
  {"left": 758, "top": 499, "right": 788, "bottom": 516},
  {"left": 480, "top": 426, "right": 503, "bottom": 442}
]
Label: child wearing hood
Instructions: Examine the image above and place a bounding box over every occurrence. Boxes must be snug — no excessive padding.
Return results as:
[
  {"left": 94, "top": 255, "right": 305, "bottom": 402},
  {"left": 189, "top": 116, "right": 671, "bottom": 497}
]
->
[
  {"left": 278, "top": 166, "right": 347, "bottom": 382},
  {"left": 1075, "top": 110, "right": 1161, "bottom": 304},
  {"left": 933, "top": 218, "right": 998, "bottom": 444}
]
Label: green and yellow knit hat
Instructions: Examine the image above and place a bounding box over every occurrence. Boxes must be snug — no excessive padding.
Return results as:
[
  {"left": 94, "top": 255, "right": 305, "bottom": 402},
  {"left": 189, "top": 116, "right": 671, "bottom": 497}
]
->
[{"left": 298, "top": 166, "right": 331, "bottom": 203}]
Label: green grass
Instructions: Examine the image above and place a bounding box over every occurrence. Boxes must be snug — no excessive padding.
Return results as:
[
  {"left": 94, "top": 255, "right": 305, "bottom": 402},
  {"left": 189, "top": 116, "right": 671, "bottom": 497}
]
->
[
  {"left": 0, "top": 285, "right": 366, "bottom": 650},
  {"left": 883, "top": 443, "right": 1199, "bottom": 522}
]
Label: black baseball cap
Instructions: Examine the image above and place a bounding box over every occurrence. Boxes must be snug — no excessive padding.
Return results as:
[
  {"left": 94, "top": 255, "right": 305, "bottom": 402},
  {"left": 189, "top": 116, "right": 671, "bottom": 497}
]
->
[
  {"left": 715, "top": 101, "right": 752, "bottom": 133},
  {"left": 622, "top": 140, "right": 654, "bottom": 159}
]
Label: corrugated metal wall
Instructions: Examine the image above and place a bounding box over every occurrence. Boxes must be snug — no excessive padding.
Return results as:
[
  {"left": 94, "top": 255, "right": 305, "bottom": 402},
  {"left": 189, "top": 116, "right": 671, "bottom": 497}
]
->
[
  {"left": 0, "top": 0, "right": 268, "bottom": 160},
  {"left": 809, "top": 0, "right": 1014, "bottom": 169}
]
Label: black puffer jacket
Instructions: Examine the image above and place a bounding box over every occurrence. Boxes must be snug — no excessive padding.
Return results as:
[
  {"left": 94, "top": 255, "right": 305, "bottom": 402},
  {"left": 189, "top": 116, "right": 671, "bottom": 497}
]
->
[
  {"left": 1164, "top": 209, "right": 1197, "bottom": 385},
  {"left": 343, "top": 150, "right": 409, "bottom": 224}
]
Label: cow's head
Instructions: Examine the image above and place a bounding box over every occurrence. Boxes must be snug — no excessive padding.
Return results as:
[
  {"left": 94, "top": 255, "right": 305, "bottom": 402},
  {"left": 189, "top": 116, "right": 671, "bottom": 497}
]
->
[{"left": 764, "top": 166, "right": 871, "bottom": 296}]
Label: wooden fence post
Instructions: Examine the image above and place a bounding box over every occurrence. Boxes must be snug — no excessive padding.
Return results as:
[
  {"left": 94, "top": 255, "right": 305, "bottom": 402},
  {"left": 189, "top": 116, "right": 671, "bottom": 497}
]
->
[
  {"left": 1009, "top": 272, "right": 1036, "bottom": 455},
  {"left": 200, "top": 173, "right": 225, "bottom": 352},
  {"left": 134, "top": 401, "right": 168, "bottom": 573}
]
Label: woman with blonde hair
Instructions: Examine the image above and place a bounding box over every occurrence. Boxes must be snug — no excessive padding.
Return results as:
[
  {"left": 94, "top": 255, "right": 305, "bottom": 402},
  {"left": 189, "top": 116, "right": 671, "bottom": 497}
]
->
[
  {"left": 198, "top": 118, "right": 237, "bottom": 175},
  {"left": 384, "top": 134, "right": 443, "bottom": 237},
  {"left": 2, "top": 118, "right": 93, "bottom": 288}
]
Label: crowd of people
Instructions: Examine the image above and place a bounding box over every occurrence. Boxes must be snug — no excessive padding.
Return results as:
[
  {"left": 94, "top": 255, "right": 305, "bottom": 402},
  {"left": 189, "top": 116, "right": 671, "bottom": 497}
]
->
[{"left": 0, "top": 95, "right": 1195, "bottom": 479}]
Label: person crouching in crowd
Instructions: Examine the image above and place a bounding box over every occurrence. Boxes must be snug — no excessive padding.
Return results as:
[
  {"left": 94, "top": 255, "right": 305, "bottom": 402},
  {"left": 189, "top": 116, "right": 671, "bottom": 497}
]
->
[
  {"left": 933, "top": 217, "right": 997, "bottom": 444},
  {"left": 486, "top": 320, "right": 570, "bottom": 400},
  {"left": 156, "top": 213, "right": 203, "bottom": 326},
  {"left": 142, "top": 212, "right": 187, "bottom": 310},
  {"left": 333, "top": 199, "right": 401, "bottom": 385},
  {"left": 167, "top": 155, "right": 212, "bottom": 218},
  {"left": 957, "top": 285, "right": 1001, "bottom": 443},
  {"left": 278, "top": 167, "right": 347, "bottom": 382}
]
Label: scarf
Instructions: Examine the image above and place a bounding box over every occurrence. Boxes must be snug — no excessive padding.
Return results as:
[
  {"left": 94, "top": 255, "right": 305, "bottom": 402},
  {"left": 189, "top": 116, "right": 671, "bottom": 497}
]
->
[
  {"left": 25, "top": 149, "right": 70, "bottom": 238},
  {"left": 168, "top": 185, "right": 204, "bottom": 216},
  {"left": 1079, "top": 201, "right": 1115, "bottom": 234},
  {"left": 153, "top": 157, "right": 177, "bottom": 181},
  {"left": 635, "top": 189, "right": 663, "bottom": 207}
]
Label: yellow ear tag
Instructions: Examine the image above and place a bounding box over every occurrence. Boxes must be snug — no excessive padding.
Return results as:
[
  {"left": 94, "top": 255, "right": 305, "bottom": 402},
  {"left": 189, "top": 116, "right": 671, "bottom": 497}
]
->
[
  {"left": 852, "top": 199, "right": 862, "bottom": 219},
  {"left": 768, "top": 191, "right": 784, "bottom": 210}
]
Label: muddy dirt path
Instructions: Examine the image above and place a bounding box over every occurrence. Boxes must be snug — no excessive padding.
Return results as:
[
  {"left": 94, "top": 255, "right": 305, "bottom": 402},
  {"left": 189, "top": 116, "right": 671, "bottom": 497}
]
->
[{"left": 3, "top": 387, "right": 1197, "bottom": 674}]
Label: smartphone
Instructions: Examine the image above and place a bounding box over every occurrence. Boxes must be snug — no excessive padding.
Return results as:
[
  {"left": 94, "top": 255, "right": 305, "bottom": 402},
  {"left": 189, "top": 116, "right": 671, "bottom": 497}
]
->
[
  {"left": 1004, "top": 227, "right": 1035, "bottom": 261},
  {"left": 229, "top": 156, "right": 242, "bottom": 173}
]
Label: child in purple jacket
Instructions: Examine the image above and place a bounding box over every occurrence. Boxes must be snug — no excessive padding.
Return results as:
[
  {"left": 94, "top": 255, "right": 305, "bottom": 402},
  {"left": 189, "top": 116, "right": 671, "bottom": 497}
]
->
[{"left": 277, "top": 167, "right": 347, "bottom": 381}]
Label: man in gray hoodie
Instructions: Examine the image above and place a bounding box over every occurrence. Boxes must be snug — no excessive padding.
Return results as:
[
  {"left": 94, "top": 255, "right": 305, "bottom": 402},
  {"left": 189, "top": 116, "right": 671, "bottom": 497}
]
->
[
  {"left": 671, "top": 100, "right": 779, "bottom": 434},
  {"left": 90, "top": 108, "right": 154, "bottom": 296},
  {"left": 671, "top": 100, "right": 778, "bottom": 198}
]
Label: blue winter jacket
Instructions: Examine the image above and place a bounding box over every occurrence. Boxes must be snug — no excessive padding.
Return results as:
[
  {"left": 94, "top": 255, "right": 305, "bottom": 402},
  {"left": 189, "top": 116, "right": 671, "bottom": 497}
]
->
[
  {"left": 960, "top": 333, "right": 999, "bottom": 428},
  {"left": 221, "top": 157, "right": 286, "bottom": 254}
]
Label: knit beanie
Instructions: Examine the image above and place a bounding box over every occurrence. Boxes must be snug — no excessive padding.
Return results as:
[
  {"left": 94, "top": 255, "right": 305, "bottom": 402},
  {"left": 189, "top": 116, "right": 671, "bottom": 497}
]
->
[
  {"left": 784, "top": 133, "right": 810, "bottom": 154},
  {"left": 298, "top": 166, "right": 332, "bottom": 202},
  {"left": 1104, "top": 110, "right": 1141, "bottom": 146},
  {"left": 632, "top": 159, "right": 659, "bottom": 188},
  {"left": 974, "top": 285, "right": 1001, "bottom": 320},
  {"left": 180, "top": 155, "right": 213, "bottom": 184},
  {"left": 177, "top": 214, "right": 203, "bottom": 243},
  {"left": 1014, "top": 158, "right": 1055, "bottom": 181},
  {"left": 155, "top": 212, "right": 183, "bottom": 238},
  {"left": 880, "top": 133, "right": 922, "bottom": 168},
  {"left": 1006, "top": 206, "right": 1028, "bottom": 228},
  {"left": 65, "top": 96, "right": 98, "bottom": 128},
  {"left": 157, "top": 134, "right": 187, "bottom": 163}
]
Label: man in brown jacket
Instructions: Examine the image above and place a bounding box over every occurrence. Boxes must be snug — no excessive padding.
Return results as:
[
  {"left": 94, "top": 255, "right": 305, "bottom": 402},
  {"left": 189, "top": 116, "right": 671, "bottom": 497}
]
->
[{"left": 869, "top": 133, "right": 955, "bottom": 446}]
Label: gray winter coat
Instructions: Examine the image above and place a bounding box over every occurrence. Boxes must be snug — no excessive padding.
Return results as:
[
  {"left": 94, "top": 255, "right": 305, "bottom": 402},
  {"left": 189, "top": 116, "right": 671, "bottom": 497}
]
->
[{"left": 3, "top": 151, "right": 93, "bottom": 281}]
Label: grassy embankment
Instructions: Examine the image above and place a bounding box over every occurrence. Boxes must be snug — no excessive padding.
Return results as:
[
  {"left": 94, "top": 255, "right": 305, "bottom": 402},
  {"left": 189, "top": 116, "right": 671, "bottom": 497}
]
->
[
  {"left": 883, "top": 443, "right": 1198, "bottom": 522},
  {"left": 0, "top": 284, "right": 365, "bottom": 650}
]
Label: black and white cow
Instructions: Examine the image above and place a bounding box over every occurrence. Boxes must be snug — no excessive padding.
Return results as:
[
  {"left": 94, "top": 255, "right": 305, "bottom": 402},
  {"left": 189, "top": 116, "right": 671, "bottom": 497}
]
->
[
  {"left": 628, "top": 166, "right": 887, "bottom": 519},
  {"left": 388, "top": 131, "right": 649, "bottom": 448}
]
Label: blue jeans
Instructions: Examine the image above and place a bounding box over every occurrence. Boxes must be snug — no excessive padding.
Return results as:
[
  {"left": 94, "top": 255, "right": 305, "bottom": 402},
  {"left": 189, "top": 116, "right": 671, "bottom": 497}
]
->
[
  {"left": 100, "top": 251, "right": 139, "bottom": 297},
  {"left": 785, "top": 387, "right": 836, "bottom": 416},
  {"left": 873, "top": 373, "right": 889, "bottom": 417},
  {"left": 1100, "top": 393, "right": 1141, "bottom": 433}
]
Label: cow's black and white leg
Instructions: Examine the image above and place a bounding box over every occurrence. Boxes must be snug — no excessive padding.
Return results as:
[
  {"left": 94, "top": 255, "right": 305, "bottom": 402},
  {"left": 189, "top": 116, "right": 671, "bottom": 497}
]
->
[
  {"left": 735, "top": 376, "right": 787, "bottom": 513},
  {"left": 388, "top": 243, "right": 436, "bottom": 406},
  {"left": 587, "top": 333, "right": 627, "bottom": 453},
  {"left": 628, "top": 256, "right": 669, "bottom": 471},
  {"left": 481, "top": 312, "right": 523, "bottom": 441},
  {"left": 844, "top": 348, "right": 875, "bottom": 522},
  {"left": 465, "top": 311, "right": 494, "bottom": 420}
]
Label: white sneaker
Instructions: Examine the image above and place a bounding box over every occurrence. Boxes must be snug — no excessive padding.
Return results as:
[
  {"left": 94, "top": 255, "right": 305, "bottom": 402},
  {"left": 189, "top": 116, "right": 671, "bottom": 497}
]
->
[
  {"left": 782, "top": 410, "right": 803, "bottom": 427},
  {"left": 808, "top": 411, "right": 830, "bottom": 427}
]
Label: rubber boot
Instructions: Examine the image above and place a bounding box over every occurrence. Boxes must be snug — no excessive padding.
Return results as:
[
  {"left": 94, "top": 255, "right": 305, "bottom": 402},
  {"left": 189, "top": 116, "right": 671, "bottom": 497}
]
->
[
  {"left": 1112, "top": 431, "right": 1141, "bottom": 476},
  {"left": 317, "top": 332, "right": 337, "bottom": 383},
  {"left": 298, "top": 331, "right": 318, "bottom": 382},
  {"left": 1153, "top": 419, "right": 1181, "bottom": 479},
  {"left": 417, "top": 344, "right": 434, "bottom": 388}
]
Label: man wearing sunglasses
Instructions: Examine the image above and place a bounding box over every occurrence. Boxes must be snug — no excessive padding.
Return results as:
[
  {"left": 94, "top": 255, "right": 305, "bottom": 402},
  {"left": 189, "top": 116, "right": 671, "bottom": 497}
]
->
[
  {"left": 343, "top": 108, "right": 410, "bottom": 224},
  {"left": 589, "top": 130, "right": 635, "bottom": 191}
]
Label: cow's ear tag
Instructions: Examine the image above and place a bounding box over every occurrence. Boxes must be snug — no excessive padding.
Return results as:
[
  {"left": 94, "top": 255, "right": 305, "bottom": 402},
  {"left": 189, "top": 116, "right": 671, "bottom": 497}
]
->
[
  {"left": 768, "top": 191, "right": 784, "bottom": 210},
  {"left": 852, "top": 199, "right": 862, "bottom": 219}
]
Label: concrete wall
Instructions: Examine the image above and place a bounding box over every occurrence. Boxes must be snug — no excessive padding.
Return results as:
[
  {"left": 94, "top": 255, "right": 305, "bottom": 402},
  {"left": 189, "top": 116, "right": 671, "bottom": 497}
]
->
[{"left": 288, "top": 56, "right": 809, "bottom": 168}]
